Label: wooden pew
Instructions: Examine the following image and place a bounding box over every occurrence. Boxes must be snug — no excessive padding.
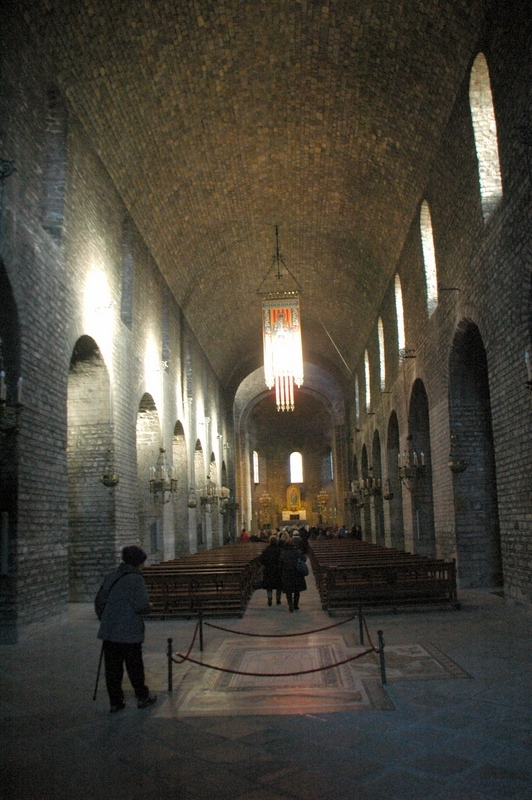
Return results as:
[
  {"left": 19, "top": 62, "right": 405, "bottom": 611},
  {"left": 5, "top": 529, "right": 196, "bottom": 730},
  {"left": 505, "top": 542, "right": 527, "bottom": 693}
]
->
[
  {"left": 142, "top": 543, "right": 266, "bottom": 618},
  {"left": 309, "top": 540, "right": 458, "bottom": 613}
]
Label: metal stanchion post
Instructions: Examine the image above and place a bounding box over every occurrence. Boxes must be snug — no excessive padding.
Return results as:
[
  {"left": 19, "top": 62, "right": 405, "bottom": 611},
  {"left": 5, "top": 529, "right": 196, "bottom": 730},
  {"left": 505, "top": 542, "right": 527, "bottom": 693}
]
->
[
  {"left": 378, "top": 630, "right": 386, "bottom": 685},
  {"left": 199, "top": 611, "right": 204, "bottom": 652},
  {"left": 167, "top": 637, "right": 173, "bottom": 693},
  {"left": 358, "top": 605, "right": 364, "bottom": 646}
]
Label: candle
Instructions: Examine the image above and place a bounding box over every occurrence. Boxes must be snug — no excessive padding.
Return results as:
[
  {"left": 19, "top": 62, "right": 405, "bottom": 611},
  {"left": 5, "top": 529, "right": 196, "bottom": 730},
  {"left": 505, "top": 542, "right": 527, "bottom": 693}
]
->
[
  {"left": 0, "top": 371, "right": 5, "bottom": 402},
  {"left": 16, "top": 377, "right": 22, "bottom": 404}
]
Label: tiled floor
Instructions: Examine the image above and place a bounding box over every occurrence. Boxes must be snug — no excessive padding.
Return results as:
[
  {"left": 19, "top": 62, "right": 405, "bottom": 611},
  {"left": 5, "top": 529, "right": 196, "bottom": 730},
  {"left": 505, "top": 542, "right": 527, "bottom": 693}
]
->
[{"left": 2, "top": 569, "right": 532, "bottom": 799}]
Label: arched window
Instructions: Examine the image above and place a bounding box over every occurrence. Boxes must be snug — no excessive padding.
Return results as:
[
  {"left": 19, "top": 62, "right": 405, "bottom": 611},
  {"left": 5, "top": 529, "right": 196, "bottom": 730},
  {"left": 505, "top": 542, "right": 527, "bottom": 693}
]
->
[
  {"left": 420, "top": 201, "right": 438, "bottom": 317},
  {"left": 394, "top": 274, "right": 406, "bottom": 359},
  {"left": 378, "top": 317, "right": 386, "bottom": 390},
  {"left": 290, "top": 451, "right": 303, "bottom": 484},
  {"left": 364, "top": 349, "right": 371, "bottom": 412},
  {"left": 252, "top": 450, "right": 259, "bottom": 484},
  {"left": 469, "top": 53, "right": 502, "bottom": 220}
]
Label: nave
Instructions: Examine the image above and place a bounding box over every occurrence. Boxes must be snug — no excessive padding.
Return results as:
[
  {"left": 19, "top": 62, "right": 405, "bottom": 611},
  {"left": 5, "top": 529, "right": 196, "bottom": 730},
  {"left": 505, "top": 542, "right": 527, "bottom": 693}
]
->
[{"left": 2, "top": 569, "right": 531, "bottom": 800}]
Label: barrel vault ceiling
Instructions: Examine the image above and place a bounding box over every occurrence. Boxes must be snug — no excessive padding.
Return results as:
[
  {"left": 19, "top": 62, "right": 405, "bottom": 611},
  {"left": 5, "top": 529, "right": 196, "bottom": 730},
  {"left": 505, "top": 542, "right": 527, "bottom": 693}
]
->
[{"left": 21, "top": 0, "right": 487, "bottom": 393}]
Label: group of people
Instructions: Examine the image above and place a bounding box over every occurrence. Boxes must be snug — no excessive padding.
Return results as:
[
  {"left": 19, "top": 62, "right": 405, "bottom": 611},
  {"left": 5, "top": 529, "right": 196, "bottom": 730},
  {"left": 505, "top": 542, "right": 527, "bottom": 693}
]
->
[{"left": 259, "top": 528, "right": 310, "bottom": 612}]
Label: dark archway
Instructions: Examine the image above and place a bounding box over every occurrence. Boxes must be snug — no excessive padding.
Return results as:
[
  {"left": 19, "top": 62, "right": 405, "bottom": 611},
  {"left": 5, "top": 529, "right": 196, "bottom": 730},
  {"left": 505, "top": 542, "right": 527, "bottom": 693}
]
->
[
  {"left": 372, "top": 430, "right": 385, "bottom": 545},
  {"left": 136, "top": 393, "right": 162, "bottom": 562},
  {"left": 194, "top": 440, "right": 206, "bottom": 551},
  {"left": 172, "top": 420, "right": 189, "bottom": 556},
  {"left": 408, "top": 379, "right": 436, "bottom": 557},
  {"left": 68, "top": 335, "right": 115, "bottom": 599},
  {"left": 387, "top": 411, "right": 405, "bottom": 550},
  {"left": 0, "top": 261, "right": 20, "bottom": 642},
  {"left": 449, "top": 321, "right": 502, "bottom": 587},
  {"left": 361, "top": 445, "right": 372, "bottom": 541}
]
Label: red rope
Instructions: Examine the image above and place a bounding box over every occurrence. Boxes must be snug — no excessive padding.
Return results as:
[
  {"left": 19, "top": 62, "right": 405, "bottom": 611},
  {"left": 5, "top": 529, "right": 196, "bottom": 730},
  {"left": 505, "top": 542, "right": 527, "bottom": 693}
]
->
[
  {"left": 171, "top": 645, "right": 377, "bottom": 675},
  {"left": 172, "top": 622, "right": 199, "bottom": 664},
  {"left": 203, "top": 615, "right": 356, "bottom": 638},
  {"left": 363, "top": 616, "right": 375, "bottom": 650}
]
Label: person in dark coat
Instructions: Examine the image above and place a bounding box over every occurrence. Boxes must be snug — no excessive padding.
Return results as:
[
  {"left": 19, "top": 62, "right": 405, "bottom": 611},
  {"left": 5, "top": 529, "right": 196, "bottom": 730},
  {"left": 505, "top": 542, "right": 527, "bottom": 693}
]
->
[
  {"left": 260, "top": 535, "right": 282, "bottom": 606},
  {"left": 279, "top": 538, "right": 307, "bottom": 612},
  {"left": 95, "top": 545, "right": 157, "bottom": 713}
]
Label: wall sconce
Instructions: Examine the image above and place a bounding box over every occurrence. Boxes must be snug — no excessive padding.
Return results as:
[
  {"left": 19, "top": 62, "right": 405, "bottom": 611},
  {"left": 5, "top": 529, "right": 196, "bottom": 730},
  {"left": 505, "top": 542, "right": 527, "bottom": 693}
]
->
[
  {"left": 362, "top": 467, "right": 381, "bottom": 498},
  {"left": 200, "top": 476, "right": 219, "bottom": 508},
  {"left": 348, "top": 481, "right": 365, "bottom": 508},
  {"left": 219, "top": 486, "right": 231, "bottom": 514},
  {"left": 447, "top": 431, "right": 467, "bottom": 474},
  {"left": 398, "top": 436, "right": 425, "bottom": 491},
  {"left": 149, "top": 447, "right": 177, "bottom": 503},
  {"left": 101, "top": 447, "right": 120, "bottom": 488},
  {"left": 382, "top": 478, "right": 394, "bottom": 501}
]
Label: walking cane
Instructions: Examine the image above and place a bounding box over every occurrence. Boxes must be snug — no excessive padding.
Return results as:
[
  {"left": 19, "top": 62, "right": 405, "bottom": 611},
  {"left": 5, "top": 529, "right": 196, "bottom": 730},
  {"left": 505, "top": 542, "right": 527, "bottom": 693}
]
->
[{"left": 93, "top": 643, "right": 104, "bottom": 701}]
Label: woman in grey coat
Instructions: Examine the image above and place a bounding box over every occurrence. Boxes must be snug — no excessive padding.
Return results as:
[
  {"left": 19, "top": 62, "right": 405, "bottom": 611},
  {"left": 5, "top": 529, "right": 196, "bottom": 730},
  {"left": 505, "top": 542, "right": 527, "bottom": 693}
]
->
[{"left": 95, "top": 545, "right": 157, "bottom": 713}]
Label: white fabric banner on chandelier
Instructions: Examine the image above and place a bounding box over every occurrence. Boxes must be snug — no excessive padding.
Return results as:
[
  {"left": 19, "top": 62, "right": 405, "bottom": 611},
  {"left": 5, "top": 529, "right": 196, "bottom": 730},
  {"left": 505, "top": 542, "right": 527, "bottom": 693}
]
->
[{"left": 262, "top": 294, "right": 304, "bottom": 409}]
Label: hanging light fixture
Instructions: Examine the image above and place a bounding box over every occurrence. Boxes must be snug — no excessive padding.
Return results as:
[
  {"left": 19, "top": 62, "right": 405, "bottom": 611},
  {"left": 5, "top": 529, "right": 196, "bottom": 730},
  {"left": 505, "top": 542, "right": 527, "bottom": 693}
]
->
[
  {"left": 149, "top": 447, "right": 177, "bottom": 503},
  {"left": 257, "top": 227, "right": 303, "bottom": 412}
]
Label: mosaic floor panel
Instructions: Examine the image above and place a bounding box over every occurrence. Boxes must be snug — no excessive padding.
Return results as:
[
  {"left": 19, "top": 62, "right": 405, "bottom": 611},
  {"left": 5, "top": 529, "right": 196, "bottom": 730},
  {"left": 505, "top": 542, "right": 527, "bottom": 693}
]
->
[{"left": 154, "top": 636, "right": 470, "bottom": 718}]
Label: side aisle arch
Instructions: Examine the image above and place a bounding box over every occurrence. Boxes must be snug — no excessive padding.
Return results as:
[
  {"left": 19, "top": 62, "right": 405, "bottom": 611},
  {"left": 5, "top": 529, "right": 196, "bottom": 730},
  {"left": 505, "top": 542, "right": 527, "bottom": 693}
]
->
[
  {"left": 448, "top": 321, "right": 502, "bottom": 587},
  {"left": 68, "top": 335, "right": 115, "bottom": 599}
]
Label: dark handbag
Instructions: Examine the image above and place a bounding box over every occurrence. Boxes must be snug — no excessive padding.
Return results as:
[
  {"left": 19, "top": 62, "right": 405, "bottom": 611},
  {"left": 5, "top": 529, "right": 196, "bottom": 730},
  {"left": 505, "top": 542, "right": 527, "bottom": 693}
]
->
[{"left": 296, "top": 556, "right": 309, "bottom": 576}]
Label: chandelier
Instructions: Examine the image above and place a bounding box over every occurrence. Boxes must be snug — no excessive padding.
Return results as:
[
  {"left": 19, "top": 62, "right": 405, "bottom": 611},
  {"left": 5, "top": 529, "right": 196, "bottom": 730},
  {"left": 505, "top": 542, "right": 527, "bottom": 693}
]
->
[
  {"left": 149, "top": 447, "right": 177, "bottom": 503},
  {"left": 258, "top": 227, "right": 304, "bottom": 412}
]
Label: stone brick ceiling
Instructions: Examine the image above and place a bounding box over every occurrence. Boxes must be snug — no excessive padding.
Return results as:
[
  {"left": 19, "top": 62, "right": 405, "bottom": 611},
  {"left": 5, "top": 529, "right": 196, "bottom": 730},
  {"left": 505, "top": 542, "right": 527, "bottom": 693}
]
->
[{"left": 22, "top": 0, "right": 486, "bottom": 388}]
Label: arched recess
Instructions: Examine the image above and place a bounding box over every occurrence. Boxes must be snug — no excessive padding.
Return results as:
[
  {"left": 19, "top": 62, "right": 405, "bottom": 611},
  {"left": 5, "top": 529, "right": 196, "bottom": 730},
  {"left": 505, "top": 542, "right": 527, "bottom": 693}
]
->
[
  {"left": 136, "top": 394, "right": 162, "bottom": 562},
  {"left": 372, "top": 430, "right": 385, "bottom": 546},
  {"left": 0, "top": 261, "right": 20, "bottom": 642},
  {"left": 68, "top": 335, "right": 115, "bottom": 600},
  {"left": 361, "top": 445, "right": 372, "bottom": 541},
  {"left": 449, "top": 321, "right": 502, "bottom": 587},
  {"left": 209, "top": 452, "right": 221, "bottom": 548},
  {"left": 350, "top": 454, "right": 362, "bottom": 532},
  {"left": 194, "top": 440, "right": 206, "bottom": 550},
  {"left": 387, "top": 411, "right": 405, "bottom": 550},
  {"left": 172, "top": 421, "right": 189, "bottom": 557},
  {"left": 220, "top": 460, "right": 232, "bottom": 544},
  {"left": 408, "top": 379, "right": 436, "bottom": 557}
]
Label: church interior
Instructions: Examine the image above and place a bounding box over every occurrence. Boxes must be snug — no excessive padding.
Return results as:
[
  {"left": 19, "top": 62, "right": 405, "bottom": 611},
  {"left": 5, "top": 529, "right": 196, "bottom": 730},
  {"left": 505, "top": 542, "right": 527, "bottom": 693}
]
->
[{"left": 1, "top": 1, "right": 532, "bottom": 797}]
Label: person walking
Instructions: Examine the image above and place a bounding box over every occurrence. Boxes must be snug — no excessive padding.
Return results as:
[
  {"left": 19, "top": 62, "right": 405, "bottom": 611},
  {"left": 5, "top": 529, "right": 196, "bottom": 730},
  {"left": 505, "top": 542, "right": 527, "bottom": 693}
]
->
[
  {"left": 260, "top": 534, "right": 282, "bottom": 606},
  {"left": 279, "top": 538, "right": 307, "bottom": 612},
  {"left": 95, "top": 545, "right": 157, "bottom": 713}
]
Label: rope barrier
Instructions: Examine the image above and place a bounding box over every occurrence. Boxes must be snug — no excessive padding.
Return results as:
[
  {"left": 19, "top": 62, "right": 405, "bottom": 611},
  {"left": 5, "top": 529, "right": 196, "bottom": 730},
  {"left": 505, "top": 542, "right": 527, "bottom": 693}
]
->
[
  {"left": 363, "top": 615, "right": 375, "bottom": 650},
  {"left": 172, "top": 622, "right": 199, "bottom": 664},
  {"left": 166, "top": 609, "right": 386, "bottom": 687},
  {"left": 171, "top": 644, "right": 378, "bottom": 677},
  {"left": 203, "top": 615, "right": 356, "bottom": 638}
]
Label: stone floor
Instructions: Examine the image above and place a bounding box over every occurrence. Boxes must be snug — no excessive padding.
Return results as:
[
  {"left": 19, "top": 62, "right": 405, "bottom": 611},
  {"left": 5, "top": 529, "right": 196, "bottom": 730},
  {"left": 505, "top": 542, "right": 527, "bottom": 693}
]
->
[{"left": 2, "top": 569, "right": 532, "bottom": 800}]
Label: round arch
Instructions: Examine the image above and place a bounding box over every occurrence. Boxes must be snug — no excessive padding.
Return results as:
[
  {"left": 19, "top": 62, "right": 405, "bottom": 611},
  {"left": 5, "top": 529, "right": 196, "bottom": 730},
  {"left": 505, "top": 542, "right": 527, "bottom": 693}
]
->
[
  {"left": 408, "top": 379, "right": 436, "bottom": 557},
  {"left": 68, "top": 335, "right": 115, "bottom": 599},
  {"left": 449, "top": 320, "right": 502, "bottom": 587}
]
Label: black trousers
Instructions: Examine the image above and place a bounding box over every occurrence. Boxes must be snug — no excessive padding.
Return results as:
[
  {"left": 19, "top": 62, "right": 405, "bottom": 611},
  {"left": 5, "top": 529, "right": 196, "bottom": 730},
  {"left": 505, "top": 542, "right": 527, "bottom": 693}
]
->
[{"left": 103, "top": 640, "right": 150, "bottom": 705}]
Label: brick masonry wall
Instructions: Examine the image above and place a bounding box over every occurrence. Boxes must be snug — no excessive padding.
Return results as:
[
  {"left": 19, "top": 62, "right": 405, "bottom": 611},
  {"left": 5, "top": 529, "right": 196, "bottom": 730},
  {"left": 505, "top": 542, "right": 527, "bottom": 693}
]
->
[
  {"left": 0, "top": 12, "right": 232, "bottom": 634},
  {"left": 349, "top": 0, "right": 532, "bottom": 600}
]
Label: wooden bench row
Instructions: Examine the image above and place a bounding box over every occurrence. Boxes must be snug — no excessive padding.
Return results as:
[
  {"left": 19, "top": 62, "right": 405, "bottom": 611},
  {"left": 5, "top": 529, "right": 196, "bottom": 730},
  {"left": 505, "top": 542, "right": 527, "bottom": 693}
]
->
[
  {"left": 142, "top": 543, "right": 266, "bottom": 618},
  {"left": 309, "top": 540, "right": 458, "bottom": 613}
]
